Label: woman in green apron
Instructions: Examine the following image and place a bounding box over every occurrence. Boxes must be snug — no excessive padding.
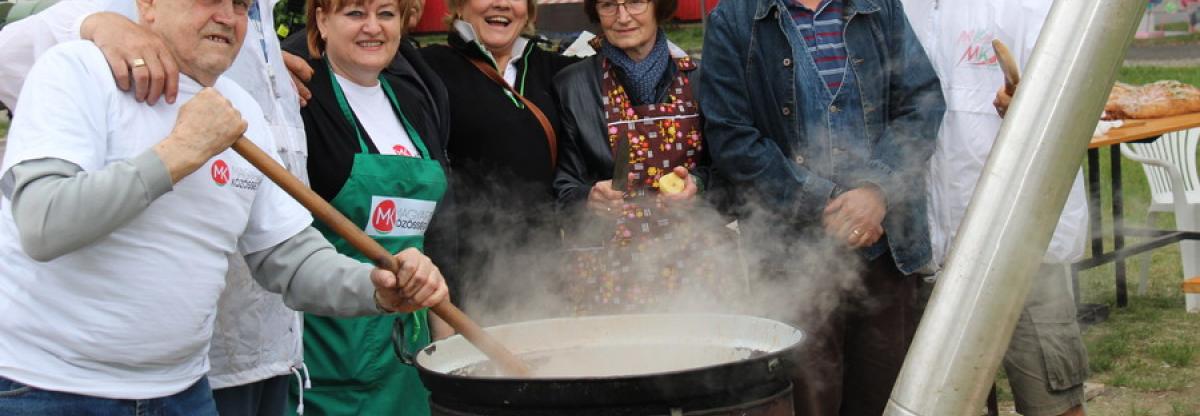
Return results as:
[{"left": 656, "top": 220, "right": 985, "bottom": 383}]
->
[{"left": 282, "top": 0, "right": 454, "bottom": 413}]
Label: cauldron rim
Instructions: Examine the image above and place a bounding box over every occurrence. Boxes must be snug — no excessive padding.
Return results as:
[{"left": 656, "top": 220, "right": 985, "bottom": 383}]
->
[{"left": 413, "top": 313, "right": 804, "bottom": 409}]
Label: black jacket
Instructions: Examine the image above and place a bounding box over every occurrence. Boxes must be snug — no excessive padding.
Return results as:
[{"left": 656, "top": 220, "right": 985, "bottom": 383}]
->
[
  {"left": 421, "top": 32, "right": 577, "bottom": 211},
  {"left": 420, "top": 31, "right": 578, "bottom": 307},
  {"left": 551, "top": 53, "right": 713, "bottom": 211}
]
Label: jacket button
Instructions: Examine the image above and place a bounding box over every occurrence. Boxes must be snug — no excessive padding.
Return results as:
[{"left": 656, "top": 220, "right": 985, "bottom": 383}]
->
[
  {"left": 783, "top": 58, "right": 793, "bottom": 67},
  {"left": 794, "top": 154, "right": 805, "bottom": 165},
  {"left": 782, "top": 106, "right": 792, "bottom": 116},
  {"left": 830, "top": 105, "right": 840, "bottom": 113},
  {"left": 774, "top": 9, "right": 781, "bottom": 19}
]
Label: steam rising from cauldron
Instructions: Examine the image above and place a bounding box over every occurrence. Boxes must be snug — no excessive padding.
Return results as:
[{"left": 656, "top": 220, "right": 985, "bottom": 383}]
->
[
  {"left": 439, "top": 167, "right": 876, "bottom": 338},
  {"left": 435, "top": 59, "right": 943, "bottom": 382}
]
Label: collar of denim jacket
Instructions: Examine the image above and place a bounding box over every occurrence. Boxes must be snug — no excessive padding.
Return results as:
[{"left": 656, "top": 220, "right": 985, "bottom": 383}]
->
[{"left": 753, "top": 0, "right": 881, "bottom": 21}]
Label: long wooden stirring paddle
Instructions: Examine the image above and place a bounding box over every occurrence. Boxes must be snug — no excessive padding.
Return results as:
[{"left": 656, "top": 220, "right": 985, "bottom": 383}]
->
[{"left": 231, "top": 137, "right": 532, "bottom": 377}]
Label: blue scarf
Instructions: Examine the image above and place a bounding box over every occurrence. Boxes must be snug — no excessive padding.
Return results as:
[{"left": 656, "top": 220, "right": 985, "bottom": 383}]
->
[{"left": 600, "top": 29, "right": 671, "bottom": 106}]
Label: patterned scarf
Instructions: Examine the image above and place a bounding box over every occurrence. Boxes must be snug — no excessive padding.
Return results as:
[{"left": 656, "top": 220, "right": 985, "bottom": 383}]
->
[{"left": 600, "top": 29, "right": 670, "bottom": 106}]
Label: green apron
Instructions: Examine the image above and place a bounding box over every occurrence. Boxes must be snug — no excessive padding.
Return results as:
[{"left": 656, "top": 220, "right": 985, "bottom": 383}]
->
[{"left": 289, "top": 60, "right": 447, "bottom": 416}]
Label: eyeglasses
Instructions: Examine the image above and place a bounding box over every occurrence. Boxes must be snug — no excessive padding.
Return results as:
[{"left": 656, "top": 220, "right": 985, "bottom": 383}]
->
[{"left": 596, "top": 0, "right": 651, "bottom": 16}]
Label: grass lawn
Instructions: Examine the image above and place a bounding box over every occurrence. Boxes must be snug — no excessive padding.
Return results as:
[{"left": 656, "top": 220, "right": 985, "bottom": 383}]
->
[
  {"left": 664, "top": 22, "right": 705, "bottom": 52},
  {"left": 1119, "top": 66, "right": 1200, "bottom": 86}
]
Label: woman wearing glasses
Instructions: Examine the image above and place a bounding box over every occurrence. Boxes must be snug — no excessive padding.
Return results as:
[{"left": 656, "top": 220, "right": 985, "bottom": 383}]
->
[{"left": 554, "top": 0, "right": 739, "bottom": 314}]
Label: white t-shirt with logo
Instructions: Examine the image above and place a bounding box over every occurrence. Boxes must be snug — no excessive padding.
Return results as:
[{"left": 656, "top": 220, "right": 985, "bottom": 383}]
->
[
  {"left": 0, "top": 41, "right": 312, "bottom": 399},
  {"left": 334, "top": 73, "right": 418, "bottom": 157}
]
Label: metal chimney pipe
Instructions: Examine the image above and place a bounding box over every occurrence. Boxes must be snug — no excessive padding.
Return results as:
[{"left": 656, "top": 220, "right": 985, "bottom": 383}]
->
[{"left": 884, "top": 0, "right": 1146, "bottom": 415}]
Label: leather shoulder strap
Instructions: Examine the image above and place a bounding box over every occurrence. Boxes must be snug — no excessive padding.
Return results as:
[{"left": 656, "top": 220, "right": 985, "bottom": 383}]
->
[{"left": 464, "top": 56, "right": 558, "bottom": 169}]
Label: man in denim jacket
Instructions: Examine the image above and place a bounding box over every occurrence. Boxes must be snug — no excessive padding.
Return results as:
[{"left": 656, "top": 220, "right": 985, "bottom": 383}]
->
[{"left": 700, "top": 0, "right": 943, "bottom": 414}]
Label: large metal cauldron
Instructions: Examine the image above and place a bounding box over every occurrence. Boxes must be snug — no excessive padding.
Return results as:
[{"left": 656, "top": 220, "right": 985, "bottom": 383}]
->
[{"left": 413, "top": 314, "right": 803, "bottom": 415}]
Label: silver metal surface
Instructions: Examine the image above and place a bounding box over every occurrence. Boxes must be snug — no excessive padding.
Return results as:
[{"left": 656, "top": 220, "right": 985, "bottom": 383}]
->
[{"left": 885, "top": 0, "right": 1146, "bottom": 414}]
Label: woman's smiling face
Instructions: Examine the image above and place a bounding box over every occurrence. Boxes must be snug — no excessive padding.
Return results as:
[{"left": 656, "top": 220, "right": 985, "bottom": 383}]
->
[
  {"left": 317, "top": 0, "right": 404, "bottom": 84},
  {"left": 459, "top": 0, "right": 529, "bottom": 55}
]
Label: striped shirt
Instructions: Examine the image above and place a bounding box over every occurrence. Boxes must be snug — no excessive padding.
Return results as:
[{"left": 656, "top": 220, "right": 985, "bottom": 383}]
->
[{"left": 788, "top": 0, "right": 848, "bottom": 92}]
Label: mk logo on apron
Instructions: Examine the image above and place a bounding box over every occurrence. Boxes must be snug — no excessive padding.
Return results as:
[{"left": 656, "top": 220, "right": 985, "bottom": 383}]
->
[{"left": 366, "top": 196, "right": 436, "bottom": 237}]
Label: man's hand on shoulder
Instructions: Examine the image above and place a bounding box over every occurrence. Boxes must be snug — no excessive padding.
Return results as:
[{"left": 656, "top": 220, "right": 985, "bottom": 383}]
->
[
  {"left": 281, "top": 51, "right": 313, "bottom": 107},
  {"left": 81, "top": 12, "right": 179, "bottom": 105}
]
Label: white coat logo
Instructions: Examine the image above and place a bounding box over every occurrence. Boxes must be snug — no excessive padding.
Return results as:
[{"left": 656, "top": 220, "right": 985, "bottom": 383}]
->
[
  {"left": 956, "top": 29, "right": 999, "bottom": 67},
  {"left": 366, "top": 196, "right": 436, "bottom": 237}
]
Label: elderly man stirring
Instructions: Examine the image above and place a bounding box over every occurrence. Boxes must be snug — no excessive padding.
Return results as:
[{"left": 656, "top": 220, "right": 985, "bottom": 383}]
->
[{"left": 0, "top": 0, "right": 449, "bottom": 413}]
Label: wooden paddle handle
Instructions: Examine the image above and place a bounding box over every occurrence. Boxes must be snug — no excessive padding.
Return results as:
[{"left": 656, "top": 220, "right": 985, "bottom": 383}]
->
[
  {"left": 992, "top": 39, "right": 1021, "bottom": 96},
  {"left": 429, "top": 302, "right": 533, "bottom": 375},
  {"left": 231, "top": 137, "right": 532, "bottom": 377}
]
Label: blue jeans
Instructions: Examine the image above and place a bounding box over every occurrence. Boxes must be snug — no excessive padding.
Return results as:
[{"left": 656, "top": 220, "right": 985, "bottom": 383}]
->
[
  {"left": 0, "top": 376, "right": 218, "bottom": 416},
  {"left": 212, "top": 374, "right": 290, "bottom": 416}
]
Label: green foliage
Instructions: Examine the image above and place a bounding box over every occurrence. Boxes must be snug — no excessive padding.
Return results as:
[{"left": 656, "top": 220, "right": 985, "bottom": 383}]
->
[
  {"left": 663, "top": 23, "right": 705, "bottom": 54},
  {"left": 272, "top": 0, "right": 307, "bottom": 41}
]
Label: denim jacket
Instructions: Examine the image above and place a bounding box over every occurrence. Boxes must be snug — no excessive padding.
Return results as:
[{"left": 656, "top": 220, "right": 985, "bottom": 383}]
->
[{"left": 700, "top": 0, "right": 944, "bottom": 274}]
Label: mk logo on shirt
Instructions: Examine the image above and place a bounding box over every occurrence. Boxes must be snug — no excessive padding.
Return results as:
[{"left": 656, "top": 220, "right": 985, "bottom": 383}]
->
[
  {"left": 211, "top": 160, "right": 231, "bottom": 186},
  {"left": 367, "top": 196, "right": 435, "bottom": 237},
  {"left": 210, "top": 159, "right": 263, "bottom": 191},
  {"left": 957, "top": 29, "right": 1000, "bottom": 67}
]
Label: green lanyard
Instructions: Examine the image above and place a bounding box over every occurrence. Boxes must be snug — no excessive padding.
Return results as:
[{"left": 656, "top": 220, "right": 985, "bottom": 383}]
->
[
  {"left": 326, "top": 58, "right": 431, "bottom": 160},
  {"left": 471, "top": 41, "right": 533, "bottom": 109}
]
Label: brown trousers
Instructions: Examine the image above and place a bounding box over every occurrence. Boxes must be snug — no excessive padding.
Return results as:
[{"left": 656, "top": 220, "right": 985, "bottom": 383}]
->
[{"left": 790, "top": 252, "right": 919, "bottom": 416}]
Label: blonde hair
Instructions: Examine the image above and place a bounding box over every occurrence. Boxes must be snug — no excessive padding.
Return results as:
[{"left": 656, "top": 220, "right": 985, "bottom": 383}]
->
[
  {"left": 441, "top": 0, "right": 537, "bottom": 36},
  {"left": 307, "top": 0, "right": 421, "bottom": 57}
]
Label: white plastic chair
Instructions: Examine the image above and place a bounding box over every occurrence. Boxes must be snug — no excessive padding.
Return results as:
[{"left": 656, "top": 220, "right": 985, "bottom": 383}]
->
[{"left": 1119, "top": 127, "right": 1200, "bottom": 312}]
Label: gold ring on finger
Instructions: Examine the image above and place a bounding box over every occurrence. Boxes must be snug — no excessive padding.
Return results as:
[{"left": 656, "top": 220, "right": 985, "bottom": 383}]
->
[{"left": 132, "top": 58, "right": 147, "bottom": 68}]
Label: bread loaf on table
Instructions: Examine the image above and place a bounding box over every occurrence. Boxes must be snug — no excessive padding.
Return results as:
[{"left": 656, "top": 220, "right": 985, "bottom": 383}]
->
[{"left": 1104, "top": 80, "right": 1200, "bottom": 120}]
